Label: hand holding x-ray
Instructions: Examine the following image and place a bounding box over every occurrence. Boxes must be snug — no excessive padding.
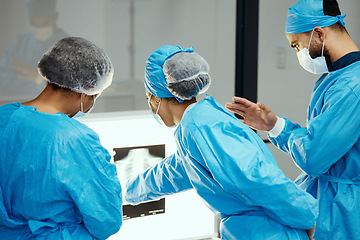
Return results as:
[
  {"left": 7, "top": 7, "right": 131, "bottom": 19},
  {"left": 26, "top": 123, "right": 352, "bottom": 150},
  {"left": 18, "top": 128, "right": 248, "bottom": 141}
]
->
[{"left": 225, "top": 96, "right": 277, "bottom": 132}]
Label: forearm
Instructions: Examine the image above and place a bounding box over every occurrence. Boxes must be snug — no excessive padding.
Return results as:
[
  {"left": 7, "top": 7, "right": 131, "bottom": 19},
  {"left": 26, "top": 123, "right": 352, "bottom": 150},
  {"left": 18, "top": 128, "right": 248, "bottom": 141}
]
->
[
  {"left": 271, "top": 114, "right": 360, "bottom": 176},
  {"left": 269, "top": 118, "right": 325, "bottom": 175},
  {"left": 125, "top": 154, "right": 193, "bottom": 204}
]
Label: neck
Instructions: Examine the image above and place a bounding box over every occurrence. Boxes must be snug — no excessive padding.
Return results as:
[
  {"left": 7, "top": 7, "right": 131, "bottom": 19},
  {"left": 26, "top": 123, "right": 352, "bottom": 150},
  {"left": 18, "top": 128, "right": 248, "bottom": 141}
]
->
[
  {"left": 327, "top": 30, "right": 359, "bottom": 64},
  {"left": 172, "top": 98, "right": 197, "bottom": 125},
  {"left": 22, "top": 85, "right": 81, "bottom": 116}
]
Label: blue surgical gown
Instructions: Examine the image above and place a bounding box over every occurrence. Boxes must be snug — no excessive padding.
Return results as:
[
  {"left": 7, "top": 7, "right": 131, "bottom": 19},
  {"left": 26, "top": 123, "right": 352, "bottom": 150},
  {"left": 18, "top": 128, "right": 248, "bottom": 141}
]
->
[
  {"left": 0, "top": 29, "right": 68, "bottom": 99},
  {"left": 269, "top": 52, "right": 360, "bottom": 240},
  {"left": 0, "top": 103, "right": 122, "bottom": 239},
  {"left": 125, "top": 96, "right": 318, "bottom": 239}
]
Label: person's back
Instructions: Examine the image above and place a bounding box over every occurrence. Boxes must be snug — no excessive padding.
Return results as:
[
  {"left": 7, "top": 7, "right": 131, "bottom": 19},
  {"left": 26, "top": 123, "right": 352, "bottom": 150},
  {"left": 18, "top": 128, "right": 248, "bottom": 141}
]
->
[
  {"left": 0, "top": 37, "right": 122, "bottom": 239},
  {"left": 125, "top": 45, "right": 318, "bottom": 239},
  {"left": 0, "top": 103, "right": 122, "bottom": 239},
  {"left": 176, "top": 96, "right": 316, "bottom": 239}
]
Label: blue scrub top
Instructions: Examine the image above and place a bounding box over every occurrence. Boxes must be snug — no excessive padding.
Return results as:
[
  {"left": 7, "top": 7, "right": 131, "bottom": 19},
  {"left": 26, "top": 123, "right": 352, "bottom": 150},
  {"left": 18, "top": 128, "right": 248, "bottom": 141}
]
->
[
  {"left": 269, "top": 51, "right": 360, "bottom": 240},
  {"left": 126, "top": 96, "right": 318, "bottom": 239},
  {"left": 0, "top": 103, "right": 122, "bottom": 240}
]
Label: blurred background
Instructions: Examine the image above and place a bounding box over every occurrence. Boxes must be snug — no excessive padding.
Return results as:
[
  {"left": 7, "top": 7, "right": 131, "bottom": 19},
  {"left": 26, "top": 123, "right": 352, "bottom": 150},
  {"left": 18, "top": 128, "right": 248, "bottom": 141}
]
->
[
  {"left": 0, "top": 0, "right": 359, "bottom": 187},
  {"left": 1, "top": 1, "right": 359, "bottom": 239}
]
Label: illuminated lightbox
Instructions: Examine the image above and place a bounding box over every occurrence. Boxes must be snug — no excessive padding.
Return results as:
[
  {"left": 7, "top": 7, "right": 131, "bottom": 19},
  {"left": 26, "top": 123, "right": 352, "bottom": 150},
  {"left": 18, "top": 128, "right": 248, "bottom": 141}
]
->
[{"left": 80, "top": 111, "right": 219, "bottom": 240}]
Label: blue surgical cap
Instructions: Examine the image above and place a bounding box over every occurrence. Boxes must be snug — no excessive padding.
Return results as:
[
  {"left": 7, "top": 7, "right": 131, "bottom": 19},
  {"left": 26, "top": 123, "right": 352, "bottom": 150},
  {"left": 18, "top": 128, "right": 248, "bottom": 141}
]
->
[
  {"left": 285, "top": 0, "right": 346, "bottom": 34},
  {"left": 26, "top": 0, "right": 57, "bottom": 17},
  {"left": 144, "top": 45, "right": 194, "bottom": 102}
]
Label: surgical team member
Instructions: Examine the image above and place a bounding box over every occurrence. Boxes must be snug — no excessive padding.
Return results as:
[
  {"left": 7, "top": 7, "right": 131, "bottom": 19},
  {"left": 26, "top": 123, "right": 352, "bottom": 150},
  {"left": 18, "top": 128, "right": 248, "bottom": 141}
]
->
[
  {"left": 125, "top": 45, "right": 318, "bottom": 240},
  {"left": 226, "top": 0, "right": 360, "bottom": 239},
  {"left": 0, "top": 37, "right": 122, "bottom": 239},
  {"left": 0, "top": 0, "right": 68, "bottom": 99}
]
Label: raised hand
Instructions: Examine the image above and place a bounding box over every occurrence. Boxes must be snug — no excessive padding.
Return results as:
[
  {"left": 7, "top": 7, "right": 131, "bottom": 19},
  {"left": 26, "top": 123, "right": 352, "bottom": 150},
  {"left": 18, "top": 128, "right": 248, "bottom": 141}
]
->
[{"left": 225, "top": 96, "right": 277, "bottom": 132}]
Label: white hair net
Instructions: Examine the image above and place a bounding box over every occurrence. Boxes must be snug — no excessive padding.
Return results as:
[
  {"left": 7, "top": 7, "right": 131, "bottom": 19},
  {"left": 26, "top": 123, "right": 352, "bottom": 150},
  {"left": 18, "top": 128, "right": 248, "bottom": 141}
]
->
[
  {"left": 163, "top": 52, "right": 211, "bottom": 101},
  {"left": 38, "top": 37, "right": 113, "bottom": 95}
]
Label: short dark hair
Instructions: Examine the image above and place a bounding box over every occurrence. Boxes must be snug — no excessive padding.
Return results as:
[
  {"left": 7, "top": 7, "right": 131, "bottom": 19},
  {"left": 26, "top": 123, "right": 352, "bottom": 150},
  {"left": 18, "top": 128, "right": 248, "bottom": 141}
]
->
[
  {"left": 48, "top": 82, "right": 72, "bottom": 92},
  {"left": 323, "top": 0, "right": 341, "bottom": 16},
  {"left": 323, "top": 0, "right": 346, "bottom": 31}
]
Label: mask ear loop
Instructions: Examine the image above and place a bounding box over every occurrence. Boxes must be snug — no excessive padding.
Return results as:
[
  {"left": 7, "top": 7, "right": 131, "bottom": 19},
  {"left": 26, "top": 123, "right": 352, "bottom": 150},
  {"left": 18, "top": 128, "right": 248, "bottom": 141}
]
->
[
  {"left": 91, "top": 95, "right": 96, "bottom": 107},
  {"left": 155, "top": 98, "right": 161, "bottom": 115},
  {"left": 321, "top": 37, "right": 325, "bottom": 57},
  {"left": 308, "top": 29, "right": 325, "bottom": 56},
  {"left": 80, "top": 93, "right": 84, "bottom": 113},
  {"left": 147, "top": 94, "right": 152, "bottom": 108},
  {"left": 148, "top": 94, "right": 161, "bottom": 115},
  {"left": 308, "top": 29, "right": 315, "bottom": 49}
]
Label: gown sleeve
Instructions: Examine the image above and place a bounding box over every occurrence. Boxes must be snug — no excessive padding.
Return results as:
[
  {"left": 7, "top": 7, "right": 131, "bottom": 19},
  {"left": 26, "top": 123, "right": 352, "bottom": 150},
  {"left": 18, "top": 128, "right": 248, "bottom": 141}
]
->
[
  {"left": 125, "top": 152, "right": 193, "bottom": 204},
  {"left": 269, "top": 85, "right": 360, "bottom": 176},
  {"left": 58, "top": 128, "right": 123, "bottom": 240},
  {"left": 188, "top": 122, "right": 318, "bottom": 230}
]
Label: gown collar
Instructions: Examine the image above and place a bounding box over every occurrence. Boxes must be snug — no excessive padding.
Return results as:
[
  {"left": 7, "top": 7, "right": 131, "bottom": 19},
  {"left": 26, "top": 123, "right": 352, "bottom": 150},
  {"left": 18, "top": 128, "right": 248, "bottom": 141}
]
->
[
  {"left": 182, "top": 102, "right": 197, "bottom": 121},
  {"left": 328, "top": 51, "right": 360, "bottom": 72}
]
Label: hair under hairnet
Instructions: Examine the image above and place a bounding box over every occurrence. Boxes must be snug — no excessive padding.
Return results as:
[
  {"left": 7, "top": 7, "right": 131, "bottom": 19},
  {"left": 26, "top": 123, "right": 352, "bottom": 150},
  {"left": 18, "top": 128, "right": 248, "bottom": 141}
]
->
[
  {"left": 38, "top": 37, "right": 113, "bottom": 95},
  {"left": 144, "top": 45, "right": 210, "bottom": 102},
  {"left": 285, "top": 0, "right": 346, "bottom": 34},
  {"left": 163, "top": 52, "right": 210, "bottom": 101},
  {"left": 27, "top": 0, "right": 57, "bottom": 17},
  {"left": 144, "top": 45, "right": 193, "bottom": 102}
]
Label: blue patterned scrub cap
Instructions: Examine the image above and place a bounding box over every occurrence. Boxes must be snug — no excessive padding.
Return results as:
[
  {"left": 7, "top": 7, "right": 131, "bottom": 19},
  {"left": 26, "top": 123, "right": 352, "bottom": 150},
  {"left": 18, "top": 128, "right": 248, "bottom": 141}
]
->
[
  {"left": 144, "top": 45, "right": 194, "bottom": 102},
  {"left": 285, "top": 0, "right": 346, "bottom": 34}
]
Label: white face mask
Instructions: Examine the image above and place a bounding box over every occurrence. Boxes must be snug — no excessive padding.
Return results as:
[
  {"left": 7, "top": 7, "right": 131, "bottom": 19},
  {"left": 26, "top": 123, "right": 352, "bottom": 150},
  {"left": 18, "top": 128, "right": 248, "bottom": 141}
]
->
[
  {"left": 148, "top": 95, "right": 165, "bottom": 126},
  {"left": 296, "top": 30, "right": 328, "bottom": 75},
  {"left": 31, "top": 26, "right": 54, "bottom": 41}
]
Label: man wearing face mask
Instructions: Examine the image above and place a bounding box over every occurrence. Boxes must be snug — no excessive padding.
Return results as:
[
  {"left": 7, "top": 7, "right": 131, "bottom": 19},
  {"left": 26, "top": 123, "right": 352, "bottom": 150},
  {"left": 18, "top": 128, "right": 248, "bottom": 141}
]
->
[
  {"left": 0, "top": 37, "right": 123, "bottom": 239},
  {"left": 225, "top": 0, "right": 360, "bottom": 239},
  {"left": 0, "top": 0, "right": 68, "bottom": 102}
]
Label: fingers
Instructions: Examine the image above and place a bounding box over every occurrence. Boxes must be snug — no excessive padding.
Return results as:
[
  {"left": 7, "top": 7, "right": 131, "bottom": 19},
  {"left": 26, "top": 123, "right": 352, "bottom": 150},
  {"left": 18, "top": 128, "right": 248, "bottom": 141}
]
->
[
  {"left": 257, "top": 102, "right": 268, "bottom": 111},
  {"left": 226, "top": 96, "right": 253, "bottom": 111},
  {"left": 226, "top": 107, "right": 245, "bottom": 117},
  {"left": 232, "top": 96, "right": 255, "bottom": 107},
  {"left": 225, "top": 102, "right": 247, "bottom": 112},
  {"left": 226, "top": 96, "right": 257, "bottom": 118},
  {"left": 258, "top": 102, "right": 275, "bottom": 114},
  {"left": 225, "top": 96, "right": 258, "bottom": 115}
]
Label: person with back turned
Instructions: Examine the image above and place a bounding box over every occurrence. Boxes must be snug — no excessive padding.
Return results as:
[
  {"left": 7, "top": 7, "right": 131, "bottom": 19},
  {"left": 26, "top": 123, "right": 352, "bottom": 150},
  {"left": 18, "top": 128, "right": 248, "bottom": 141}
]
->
[
  {"left": 0, "top": 37, "right": 122, "bottom": 239},
  {"left": 125, "top": 45, "right": 318, "bottom": 240}
]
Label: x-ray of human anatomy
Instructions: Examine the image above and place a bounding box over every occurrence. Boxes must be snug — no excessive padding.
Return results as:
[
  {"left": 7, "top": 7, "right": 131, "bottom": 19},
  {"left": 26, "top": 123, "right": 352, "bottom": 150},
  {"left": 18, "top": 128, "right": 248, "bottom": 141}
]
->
[{"left": 114, "top": 145, "right": 165, "bottom": 220}]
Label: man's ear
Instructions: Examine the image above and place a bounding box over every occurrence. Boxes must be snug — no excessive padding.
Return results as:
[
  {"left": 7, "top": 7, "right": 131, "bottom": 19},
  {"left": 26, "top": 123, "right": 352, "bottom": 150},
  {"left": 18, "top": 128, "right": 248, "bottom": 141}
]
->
[
  {"left": 313, "top": 27, "right": 326, "bottom": 42},
  {"left": 154, "top": 97, "right": 161, "bottom": 103}
]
